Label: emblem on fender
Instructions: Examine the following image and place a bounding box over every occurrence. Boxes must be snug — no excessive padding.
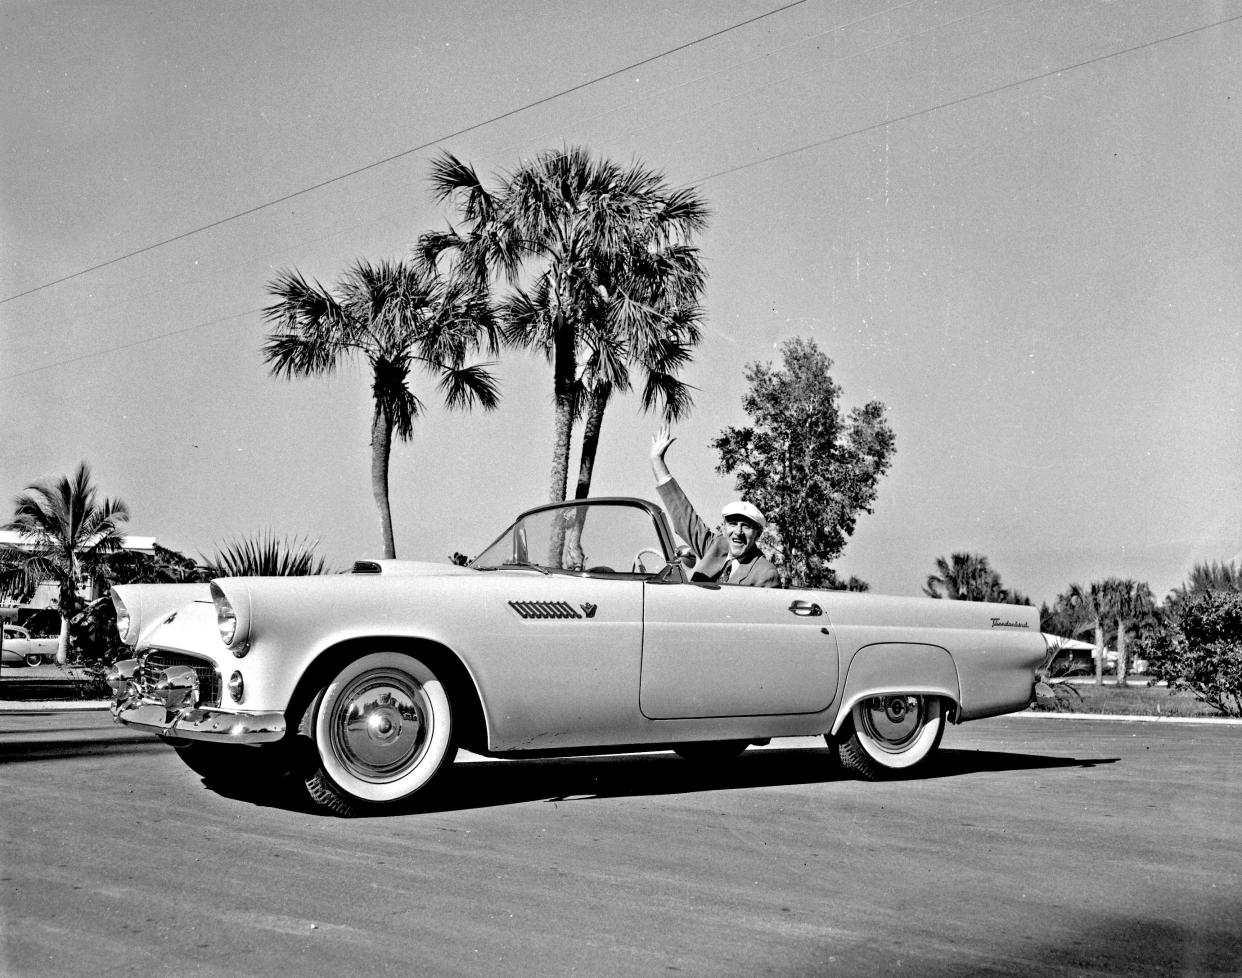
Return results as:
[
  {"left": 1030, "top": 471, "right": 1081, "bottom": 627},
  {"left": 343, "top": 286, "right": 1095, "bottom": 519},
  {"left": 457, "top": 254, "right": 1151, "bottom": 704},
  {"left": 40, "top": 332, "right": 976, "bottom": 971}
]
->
[{"left": 580, "top": 602, "right": 597, "bottom": 619}]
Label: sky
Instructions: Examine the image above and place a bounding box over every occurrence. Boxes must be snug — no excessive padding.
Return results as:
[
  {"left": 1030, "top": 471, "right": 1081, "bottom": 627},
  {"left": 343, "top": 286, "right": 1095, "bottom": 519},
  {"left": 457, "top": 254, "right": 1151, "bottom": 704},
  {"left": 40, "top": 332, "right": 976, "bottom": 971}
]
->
[{"left": 2, "top": 0, "right": 1239, "bottom": 606}]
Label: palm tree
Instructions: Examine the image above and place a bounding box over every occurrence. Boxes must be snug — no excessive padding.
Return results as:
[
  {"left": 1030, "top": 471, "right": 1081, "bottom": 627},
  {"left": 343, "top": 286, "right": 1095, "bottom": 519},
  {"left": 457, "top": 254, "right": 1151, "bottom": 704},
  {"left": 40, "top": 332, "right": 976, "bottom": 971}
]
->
[
  {"left": 421, "top": 147, "right": 708, "bottom": 502},
  {"left": 263, "top": 258, "right": 499, "bottom": 558},
  {"left": 1169, "top": 560, "right": 1241, "bottom": 612},
  {"left": 923, "top": 552, "right": 1002, "bottom": 601},
  {"left": 1104, "top": 578, "right": 1157, "bottom": 682},
  {"left": 0, "top": 463, "right": 129, "bottom": 664},
  {"left": 1064, "top": 581, "right": 1111, "bottom": 686},
  {"left": 572, "top": 309, "right": 702, "bottom": 500}
]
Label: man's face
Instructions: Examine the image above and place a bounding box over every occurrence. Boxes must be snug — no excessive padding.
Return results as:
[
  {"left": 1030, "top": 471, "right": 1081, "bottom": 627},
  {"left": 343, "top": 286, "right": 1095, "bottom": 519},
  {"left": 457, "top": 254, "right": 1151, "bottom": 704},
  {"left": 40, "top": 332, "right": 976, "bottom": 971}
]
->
[{"left": 723, "top": 516, "right": 760, "bottom": 558}]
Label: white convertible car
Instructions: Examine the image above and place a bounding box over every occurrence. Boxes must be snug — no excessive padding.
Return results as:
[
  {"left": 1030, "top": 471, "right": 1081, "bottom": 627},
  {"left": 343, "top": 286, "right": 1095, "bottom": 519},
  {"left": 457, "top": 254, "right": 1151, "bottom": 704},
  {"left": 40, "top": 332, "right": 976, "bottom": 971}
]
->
[{"left": 109, "top": 497, "right": 1045, "bottom": 816}]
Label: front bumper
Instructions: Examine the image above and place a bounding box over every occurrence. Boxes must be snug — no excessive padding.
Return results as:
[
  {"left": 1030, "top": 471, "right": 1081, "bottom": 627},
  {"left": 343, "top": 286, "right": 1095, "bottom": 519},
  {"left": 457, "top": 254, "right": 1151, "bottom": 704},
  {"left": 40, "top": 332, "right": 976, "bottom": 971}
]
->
[{"left": 108, "top": 657, "right": 286, "bottom": 745}]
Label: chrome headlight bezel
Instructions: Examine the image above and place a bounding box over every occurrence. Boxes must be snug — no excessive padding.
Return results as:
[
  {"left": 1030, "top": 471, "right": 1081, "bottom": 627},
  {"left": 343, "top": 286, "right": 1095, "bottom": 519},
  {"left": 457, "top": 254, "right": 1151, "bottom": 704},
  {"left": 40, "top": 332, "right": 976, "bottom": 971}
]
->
[
  {"left": 210, "top": 581, "right": 251, "bottom": 656},
  {"left": 112, "top": 591, "right": 134, "bottom": 644}
]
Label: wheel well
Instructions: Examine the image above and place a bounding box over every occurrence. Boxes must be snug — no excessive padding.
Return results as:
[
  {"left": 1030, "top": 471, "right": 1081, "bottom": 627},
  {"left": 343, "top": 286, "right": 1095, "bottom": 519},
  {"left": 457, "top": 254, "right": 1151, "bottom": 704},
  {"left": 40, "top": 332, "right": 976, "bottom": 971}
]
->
[
  {"left": 285, "top": 637, "right": 488, "bottom": 754},
  {"left": 832, "top": 691, "right": 960, "bottom": 736}
]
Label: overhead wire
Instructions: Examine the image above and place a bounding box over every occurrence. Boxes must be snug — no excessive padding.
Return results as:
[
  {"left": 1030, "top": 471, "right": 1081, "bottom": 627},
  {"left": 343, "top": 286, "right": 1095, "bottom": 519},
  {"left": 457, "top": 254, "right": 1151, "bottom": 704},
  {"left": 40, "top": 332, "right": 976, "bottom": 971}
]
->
[
  {"left": 0, "top": 0, "right": 923, "bottom": 345},
  {"left": 2, "top": 10, "right": 1239, "bottom": 382},
  {"left": 0, "top": 0, "right": 811, "bottom": 305}
]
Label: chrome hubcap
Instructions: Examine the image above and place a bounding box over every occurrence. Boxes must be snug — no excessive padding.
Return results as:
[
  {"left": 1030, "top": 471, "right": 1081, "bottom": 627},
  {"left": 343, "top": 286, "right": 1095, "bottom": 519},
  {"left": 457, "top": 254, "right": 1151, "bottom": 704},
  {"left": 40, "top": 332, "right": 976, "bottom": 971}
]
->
[
  {"left": 858, "top": 695, "right": 925, "bottom": 753},
  {"left": 328, "top": 669, "right": 430, "bottom": 783}
]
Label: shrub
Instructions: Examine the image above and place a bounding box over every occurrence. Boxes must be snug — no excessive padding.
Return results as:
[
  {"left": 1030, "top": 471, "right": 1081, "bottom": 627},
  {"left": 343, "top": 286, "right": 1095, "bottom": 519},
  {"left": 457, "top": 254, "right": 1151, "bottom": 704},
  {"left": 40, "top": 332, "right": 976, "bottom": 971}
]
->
[{"left": 1140, "top": 591, "right": 1242, "bottom": 717}]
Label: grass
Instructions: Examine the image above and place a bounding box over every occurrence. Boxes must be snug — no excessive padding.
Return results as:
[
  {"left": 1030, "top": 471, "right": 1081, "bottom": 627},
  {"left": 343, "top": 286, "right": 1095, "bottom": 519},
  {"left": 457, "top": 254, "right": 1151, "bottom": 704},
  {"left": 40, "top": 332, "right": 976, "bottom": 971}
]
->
[{"left": 1033, "top": 678, "right": 1231, "bottom": 718}]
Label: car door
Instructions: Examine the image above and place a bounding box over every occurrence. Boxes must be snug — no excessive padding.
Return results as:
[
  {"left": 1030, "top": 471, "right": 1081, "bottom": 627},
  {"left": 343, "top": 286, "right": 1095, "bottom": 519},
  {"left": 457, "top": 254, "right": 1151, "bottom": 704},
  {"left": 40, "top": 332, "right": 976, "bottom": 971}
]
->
[{"left": 639, "top": 581, "right": 839, "bottom": 719}]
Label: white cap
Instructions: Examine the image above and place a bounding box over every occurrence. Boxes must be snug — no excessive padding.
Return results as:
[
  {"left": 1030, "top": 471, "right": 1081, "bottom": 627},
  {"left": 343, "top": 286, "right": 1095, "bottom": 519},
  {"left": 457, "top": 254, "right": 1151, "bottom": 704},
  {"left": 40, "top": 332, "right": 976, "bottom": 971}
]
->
[{"left": 721, "top": 500, "right": 766, "bottom": 530}]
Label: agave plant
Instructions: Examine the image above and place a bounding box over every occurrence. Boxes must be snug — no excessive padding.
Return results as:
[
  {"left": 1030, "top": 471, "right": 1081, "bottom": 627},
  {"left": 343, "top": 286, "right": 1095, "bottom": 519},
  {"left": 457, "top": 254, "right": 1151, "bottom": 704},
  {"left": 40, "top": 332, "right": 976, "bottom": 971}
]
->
[{"left": 203, "top": 532, "right": 330, "bottom": 577}]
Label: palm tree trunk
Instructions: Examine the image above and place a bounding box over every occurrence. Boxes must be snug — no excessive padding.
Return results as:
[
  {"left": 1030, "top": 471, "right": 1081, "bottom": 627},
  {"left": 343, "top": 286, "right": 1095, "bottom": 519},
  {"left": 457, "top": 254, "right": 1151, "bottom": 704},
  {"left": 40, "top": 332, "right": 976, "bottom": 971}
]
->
[
  {"left": 371, "top": 411, "right": 397, "bottom": 559},
  {"left": 574, "top": 388, "right": 608, "bottom": 500},
  {"left": 548, "top": 325, "right": 576, "bottom": 504},
  {"left": 1116, "top": 618, "right": 1128, "bottom": 684},
  {"left": 1093, "top": 621, "right": 1104, "bottom": 686},
  {"left": 57, "top": 563, "right": 76, "bottom": 666},
  {"left": 56, "top": 615, "right": 70, "bottom": 667}
]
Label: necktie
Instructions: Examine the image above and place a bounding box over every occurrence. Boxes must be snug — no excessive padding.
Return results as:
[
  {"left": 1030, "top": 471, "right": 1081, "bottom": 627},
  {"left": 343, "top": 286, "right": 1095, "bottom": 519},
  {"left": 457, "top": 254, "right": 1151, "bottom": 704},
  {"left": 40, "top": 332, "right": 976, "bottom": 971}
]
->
[{"left": 719, "top": 559, "right": 733, "bottom": 584}]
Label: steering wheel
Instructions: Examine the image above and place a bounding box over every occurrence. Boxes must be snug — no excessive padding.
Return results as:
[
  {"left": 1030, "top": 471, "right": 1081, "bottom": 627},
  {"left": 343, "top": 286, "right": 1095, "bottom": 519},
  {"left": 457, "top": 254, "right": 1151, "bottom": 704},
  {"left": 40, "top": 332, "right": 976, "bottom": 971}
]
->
[{"left": 632, "top": 548, "right": 665, "bottom": 573}]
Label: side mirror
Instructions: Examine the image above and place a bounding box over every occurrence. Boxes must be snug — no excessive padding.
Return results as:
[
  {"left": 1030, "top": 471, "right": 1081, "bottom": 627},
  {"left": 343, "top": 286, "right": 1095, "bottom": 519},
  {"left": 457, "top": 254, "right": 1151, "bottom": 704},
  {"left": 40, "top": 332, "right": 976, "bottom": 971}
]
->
[{"left": 675, "top": 544, "right": 696, "bottom": 569}]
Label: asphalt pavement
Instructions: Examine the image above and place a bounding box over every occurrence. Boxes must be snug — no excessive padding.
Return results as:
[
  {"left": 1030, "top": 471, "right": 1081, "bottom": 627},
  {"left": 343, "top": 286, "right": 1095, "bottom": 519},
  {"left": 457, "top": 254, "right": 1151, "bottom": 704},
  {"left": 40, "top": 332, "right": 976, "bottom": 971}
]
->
[{"left": 1, "top": 712, "right": 1239, "bottom": 977}]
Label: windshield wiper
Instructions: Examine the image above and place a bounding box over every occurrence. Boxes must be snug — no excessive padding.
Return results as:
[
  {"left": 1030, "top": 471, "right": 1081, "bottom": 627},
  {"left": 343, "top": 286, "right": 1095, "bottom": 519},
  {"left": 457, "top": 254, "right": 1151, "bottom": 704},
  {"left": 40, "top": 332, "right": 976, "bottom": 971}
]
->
[{"left": 498, "top": 561, "right": 552, "bottom": 575}]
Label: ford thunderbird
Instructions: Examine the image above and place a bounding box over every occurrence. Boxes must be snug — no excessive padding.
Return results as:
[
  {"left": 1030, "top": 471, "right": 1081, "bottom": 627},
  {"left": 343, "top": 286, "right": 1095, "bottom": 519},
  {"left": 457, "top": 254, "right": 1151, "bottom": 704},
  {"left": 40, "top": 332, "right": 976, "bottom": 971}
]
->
[{"left": 108, "top": 497, "right": 1045, "bottom": 815}]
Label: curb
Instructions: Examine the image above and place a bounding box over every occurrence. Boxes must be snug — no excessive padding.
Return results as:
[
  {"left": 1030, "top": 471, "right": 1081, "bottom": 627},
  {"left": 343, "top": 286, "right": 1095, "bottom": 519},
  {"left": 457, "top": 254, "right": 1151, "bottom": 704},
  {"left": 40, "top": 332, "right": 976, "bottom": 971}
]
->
[
  {"left": 0, "top": 701, "right": 110, "bottom": 713},
  {"left": 1017, "top": 710, "right": 1242, "bottom": 726}
]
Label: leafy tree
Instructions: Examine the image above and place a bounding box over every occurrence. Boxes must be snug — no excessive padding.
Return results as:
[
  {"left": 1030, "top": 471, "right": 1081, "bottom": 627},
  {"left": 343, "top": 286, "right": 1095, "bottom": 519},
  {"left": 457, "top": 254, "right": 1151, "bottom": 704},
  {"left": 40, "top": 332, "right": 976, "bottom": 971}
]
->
[
  {"left": 0, "top": 463, "right": 129, "bottom": 664},
  {"left": 264, "top": 258, "right": 499, "bottom": 559},
  {"left": 101, "top": 543, "right": 209, "bottom": 586},
  {"left": 421, "top": 147, "right": 708, "bottom": 502},
  {"left": 203, "top": 532, "right": 331, "bottom": 577},
  {"left": 1141, "top": 590, "right": 1242, "bottom": 717},
  {"left": 712, "top": 337, "right": 895, "bottom": 589},
  {"left": 923, "top": 552, "right": 1030, "bottom": 604}
]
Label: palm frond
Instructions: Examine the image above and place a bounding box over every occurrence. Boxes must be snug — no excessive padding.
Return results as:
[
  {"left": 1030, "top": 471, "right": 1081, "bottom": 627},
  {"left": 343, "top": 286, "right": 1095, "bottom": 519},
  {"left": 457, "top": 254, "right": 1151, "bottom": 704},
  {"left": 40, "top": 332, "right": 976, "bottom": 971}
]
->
[
  {"left": 204, "top": 532, "right": 329, "bottom": 577},
  {"left": 437, "top": 362, "right": 501, "bottom": 412}
]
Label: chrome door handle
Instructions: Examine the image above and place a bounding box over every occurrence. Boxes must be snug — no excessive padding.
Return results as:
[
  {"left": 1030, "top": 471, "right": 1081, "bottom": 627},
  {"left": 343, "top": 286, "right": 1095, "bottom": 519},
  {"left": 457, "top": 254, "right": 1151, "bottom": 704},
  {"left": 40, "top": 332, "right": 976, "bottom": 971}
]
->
[{"left": 788, "top": 600, "right": 823, "bottom": 617}]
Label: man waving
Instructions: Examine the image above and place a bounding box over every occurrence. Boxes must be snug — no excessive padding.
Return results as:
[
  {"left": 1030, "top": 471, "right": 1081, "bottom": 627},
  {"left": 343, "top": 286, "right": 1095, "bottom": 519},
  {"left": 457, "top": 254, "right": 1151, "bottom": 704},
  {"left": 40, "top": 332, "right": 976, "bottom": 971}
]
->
[{"left": 649, "top": 425, "right": 781, "bottom": 587}]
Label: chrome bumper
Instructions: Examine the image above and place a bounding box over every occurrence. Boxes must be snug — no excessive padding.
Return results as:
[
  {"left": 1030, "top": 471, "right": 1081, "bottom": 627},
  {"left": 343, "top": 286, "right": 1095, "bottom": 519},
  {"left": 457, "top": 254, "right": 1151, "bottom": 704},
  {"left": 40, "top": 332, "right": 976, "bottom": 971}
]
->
[{"left": 108, "top": 657, "right": 286, "bottom": 745}]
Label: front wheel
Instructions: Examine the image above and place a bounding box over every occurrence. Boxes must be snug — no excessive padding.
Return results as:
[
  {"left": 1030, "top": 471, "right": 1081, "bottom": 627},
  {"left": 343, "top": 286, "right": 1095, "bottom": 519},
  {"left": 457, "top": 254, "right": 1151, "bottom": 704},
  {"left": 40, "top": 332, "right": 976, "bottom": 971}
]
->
[
  {"left": 833, "top": 695, "right": 945, "bottom": 780},
  {"left": 295, "top": 652, "right": 456, "bottom": 816}
]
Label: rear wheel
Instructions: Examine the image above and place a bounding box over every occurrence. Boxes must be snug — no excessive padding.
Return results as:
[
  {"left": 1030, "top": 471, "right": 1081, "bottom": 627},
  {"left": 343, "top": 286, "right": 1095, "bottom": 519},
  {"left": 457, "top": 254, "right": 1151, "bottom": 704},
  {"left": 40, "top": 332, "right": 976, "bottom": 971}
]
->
[
  {"left": 24, "top": 654, "right": 45, "bottom": 667},
  {"left": 295, "top": 652, "right": 456, "bottom": 816},
  {"left": 833, "top": 695, "right": 945, "bottom": 780},
  {"left": 674, "top": 740, "right": 749, "bottom": 763}
]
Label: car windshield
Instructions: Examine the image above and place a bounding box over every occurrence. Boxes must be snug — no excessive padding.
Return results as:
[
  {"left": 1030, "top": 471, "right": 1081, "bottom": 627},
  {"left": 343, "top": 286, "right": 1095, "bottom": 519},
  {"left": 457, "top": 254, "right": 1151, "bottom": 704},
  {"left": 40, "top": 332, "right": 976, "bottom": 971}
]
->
[{"left": 471, "top": 500, "right": 670, "bottom": 575}]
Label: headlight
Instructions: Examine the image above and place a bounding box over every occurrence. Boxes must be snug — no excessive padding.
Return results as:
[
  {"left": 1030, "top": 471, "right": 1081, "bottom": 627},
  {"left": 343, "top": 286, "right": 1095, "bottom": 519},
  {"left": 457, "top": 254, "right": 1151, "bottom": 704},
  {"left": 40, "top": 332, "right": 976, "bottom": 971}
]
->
[
  {"left": 210, "top": 582, "right": 249, "bottom": 656},
  {"left": 112, "top": 592, "right": 132, "bottom": 642}
]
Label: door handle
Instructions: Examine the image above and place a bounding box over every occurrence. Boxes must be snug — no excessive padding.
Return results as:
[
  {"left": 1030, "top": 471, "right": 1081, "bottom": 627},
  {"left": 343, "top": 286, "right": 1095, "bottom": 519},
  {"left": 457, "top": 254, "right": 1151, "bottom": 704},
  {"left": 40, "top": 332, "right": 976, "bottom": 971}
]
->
[{"left": 788, "top": 600, "right": 823, "bottom": 617}]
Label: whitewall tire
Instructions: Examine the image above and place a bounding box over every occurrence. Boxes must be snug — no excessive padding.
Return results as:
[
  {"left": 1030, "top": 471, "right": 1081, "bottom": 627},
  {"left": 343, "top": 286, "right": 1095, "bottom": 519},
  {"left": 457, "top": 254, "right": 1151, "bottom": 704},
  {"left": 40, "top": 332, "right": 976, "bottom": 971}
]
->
[
  {"left": 298, "top": 652, "right": 456, "bottom": 816},
  {"left": 834, "top": 695, "right": 945, "bottom": 780}
]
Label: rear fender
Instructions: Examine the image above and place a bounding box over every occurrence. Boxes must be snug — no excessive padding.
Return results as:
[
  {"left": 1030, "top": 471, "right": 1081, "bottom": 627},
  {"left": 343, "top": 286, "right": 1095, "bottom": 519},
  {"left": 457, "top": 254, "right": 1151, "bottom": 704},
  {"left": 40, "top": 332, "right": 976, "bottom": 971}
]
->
[{"left": 831, "top": 642, "right": 960, "bottom": 735}]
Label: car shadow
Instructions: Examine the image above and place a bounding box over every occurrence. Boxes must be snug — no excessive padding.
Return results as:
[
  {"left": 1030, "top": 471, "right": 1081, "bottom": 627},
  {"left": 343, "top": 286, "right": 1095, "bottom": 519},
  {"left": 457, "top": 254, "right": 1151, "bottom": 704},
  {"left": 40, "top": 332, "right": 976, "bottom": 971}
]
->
[
  {"left": 205, "top": 744, "right": 1118, "bottom": 817},
  {"left": 920, "top": 747, "right": 1119, "bottom": 780}
]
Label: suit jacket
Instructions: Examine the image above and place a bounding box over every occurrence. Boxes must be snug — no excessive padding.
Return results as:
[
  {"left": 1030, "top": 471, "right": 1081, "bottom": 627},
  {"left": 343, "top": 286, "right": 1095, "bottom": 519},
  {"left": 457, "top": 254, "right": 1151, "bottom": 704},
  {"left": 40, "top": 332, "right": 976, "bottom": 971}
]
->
[{"left": 657, "top": 478, "right": 782, "bottom": 588}]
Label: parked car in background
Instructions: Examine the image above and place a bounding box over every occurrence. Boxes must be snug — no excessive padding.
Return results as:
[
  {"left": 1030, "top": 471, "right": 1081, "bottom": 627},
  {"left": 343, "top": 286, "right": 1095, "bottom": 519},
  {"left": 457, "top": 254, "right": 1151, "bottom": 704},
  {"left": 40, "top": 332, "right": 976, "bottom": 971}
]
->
[
  {"left": 108, "top": 497, "right": 1047, "bottom": 816},
  {"left": 1, "top": 625, "right": 58, "bottom": 666}
]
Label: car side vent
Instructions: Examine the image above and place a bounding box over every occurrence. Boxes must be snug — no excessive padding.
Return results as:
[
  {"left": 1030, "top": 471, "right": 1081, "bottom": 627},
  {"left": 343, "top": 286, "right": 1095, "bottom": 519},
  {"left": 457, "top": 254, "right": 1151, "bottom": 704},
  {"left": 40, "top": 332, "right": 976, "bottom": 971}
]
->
[
  {"left": 508, "top": 600, "right": 582, "bottom": 620},
  {"left": 352, "top": 561, "right": 382, "bottom": 574}
]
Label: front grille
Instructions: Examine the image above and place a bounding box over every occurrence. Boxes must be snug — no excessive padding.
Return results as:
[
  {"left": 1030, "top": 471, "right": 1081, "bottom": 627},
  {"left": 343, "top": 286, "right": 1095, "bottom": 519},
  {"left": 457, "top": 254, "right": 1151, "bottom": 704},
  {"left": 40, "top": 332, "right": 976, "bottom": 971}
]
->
[{"left": 140, "top": 650, "right": 222, "bottom": 707}]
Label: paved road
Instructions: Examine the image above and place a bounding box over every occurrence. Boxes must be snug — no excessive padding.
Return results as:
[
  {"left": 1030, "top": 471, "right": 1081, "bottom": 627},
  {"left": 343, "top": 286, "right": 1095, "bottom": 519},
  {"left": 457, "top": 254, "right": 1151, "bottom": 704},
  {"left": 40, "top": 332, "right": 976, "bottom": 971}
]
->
[{"left": 1, "top": 712, "right": 1239, "bottom": 977}]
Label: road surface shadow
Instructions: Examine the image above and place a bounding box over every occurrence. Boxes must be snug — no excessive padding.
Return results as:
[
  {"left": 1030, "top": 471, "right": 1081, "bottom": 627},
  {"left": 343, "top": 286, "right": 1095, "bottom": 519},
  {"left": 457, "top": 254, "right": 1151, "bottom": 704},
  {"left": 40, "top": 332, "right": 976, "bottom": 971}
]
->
[
  {"left": 201, "top": 744, "right": 1116, "bottom": 816},
  {"left": 0, "top": 731, "right": 167, "bottom": 764},
  {"left": 807, "top": 905, "right": 1242, "bottom": 977}
]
